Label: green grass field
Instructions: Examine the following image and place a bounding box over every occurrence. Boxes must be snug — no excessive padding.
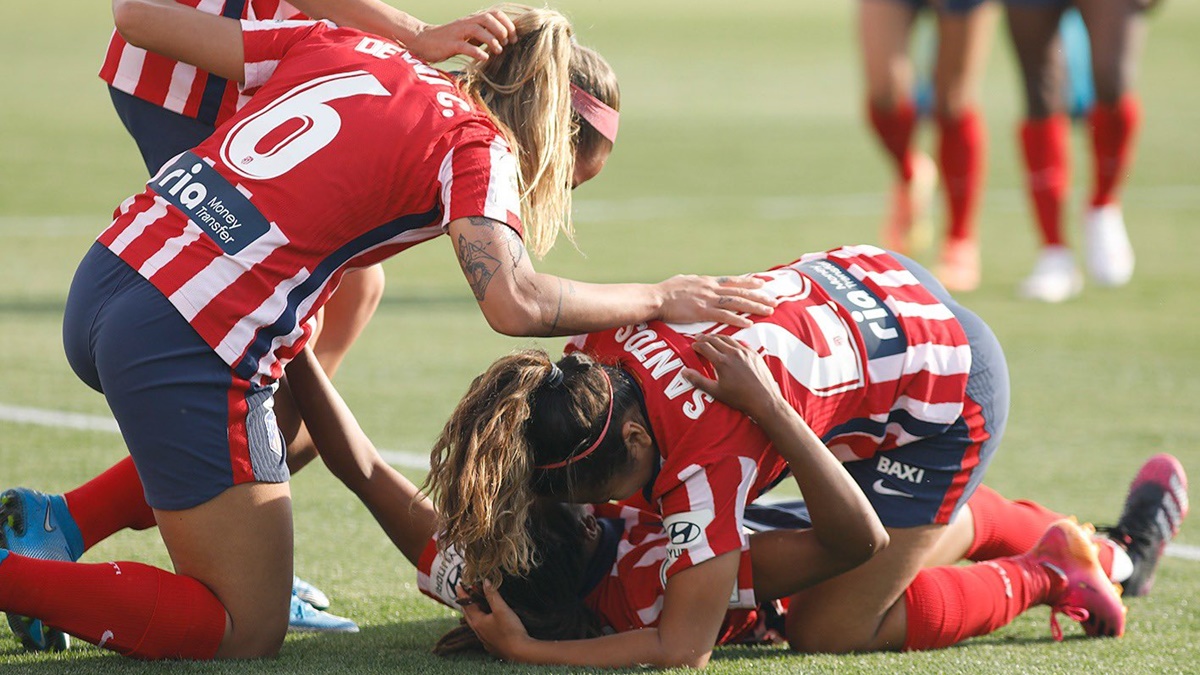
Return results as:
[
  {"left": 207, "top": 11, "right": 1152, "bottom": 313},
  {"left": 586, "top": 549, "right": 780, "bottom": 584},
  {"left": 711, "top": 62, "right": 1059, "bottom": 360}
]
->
[{"left": 2, "top": 0, "right": 1199, "bottom": 672}]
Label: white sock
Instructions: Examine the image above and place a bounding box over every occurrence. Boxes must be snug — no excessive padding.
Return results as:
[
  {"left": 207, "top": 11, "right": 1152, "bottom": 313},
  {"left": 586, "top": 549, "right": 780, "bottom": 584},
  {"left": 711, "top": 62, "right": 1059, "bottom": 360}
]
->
[{"left": 1098, "top": 538, "right": 1134, "bottom": 583}]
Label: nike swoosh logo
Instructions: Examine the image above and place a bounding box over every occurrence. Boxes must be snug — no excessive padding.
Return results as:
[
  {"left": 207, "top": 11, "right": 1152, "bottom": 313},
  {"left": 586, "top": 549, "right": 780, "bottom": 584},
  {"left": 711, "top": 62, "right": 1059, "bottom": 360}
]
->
[
  {"left": 43, "top": 498, "right": 56, "bottom": 533},
  {"left": 872, "top": 479, "right": 913, "bottom": 499}
]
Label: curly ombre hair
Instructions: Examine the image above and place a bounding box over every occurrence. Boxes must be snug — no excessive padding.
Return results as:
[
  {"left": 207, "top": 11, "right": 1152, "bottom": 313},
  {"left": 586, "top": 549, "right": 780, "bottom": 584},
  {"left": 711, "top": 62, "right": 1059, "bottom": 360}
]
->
[
  {"left": 457, "top": 4, "right": 619, "bottom": 257},
  {"left": 425, "top": 350, "right": 642, "bottom": 587}
]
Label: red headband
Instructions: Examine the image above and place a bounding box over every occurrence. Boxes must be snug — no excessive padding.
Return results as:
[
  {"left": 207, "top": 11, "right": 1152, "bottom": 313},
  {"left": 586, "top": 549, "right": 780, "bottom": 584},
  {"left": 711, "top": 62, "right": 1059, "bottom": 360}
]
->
[
  {"left": 534, "top": 368, "right": 614, "bottom": 470},
  {"left": 570, "top": 83, "right": 619, "bottom": 144}
]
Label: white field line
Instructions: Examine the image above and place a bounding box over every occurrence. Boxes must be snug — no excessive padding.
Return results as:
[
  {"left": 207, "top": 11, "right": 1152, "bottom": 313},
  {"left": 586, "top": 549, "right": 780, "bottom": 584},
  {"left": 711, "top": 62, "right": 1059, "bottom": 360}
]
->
[
  {"left": 3, "top": 185, "right": 1198, "bottom": 233},
  {"left": 3, "top": 401, "right": 1197, "bottom": 562}
]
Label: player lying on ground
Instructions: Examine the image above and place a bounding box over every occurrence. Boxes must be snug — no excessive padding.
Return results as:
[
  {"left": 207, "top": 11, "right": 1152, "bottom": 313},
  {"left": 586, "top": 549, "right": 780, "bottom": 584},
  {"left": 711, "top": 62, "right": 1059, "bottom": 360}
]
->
[
  {"left": 0, "top": 0, "right": 777, "bottom": 660},
  {"left": 280, "top": 344, "right": 889, "bottom": 647},
  {"left": 426, "top": 245, "right": 1188, "bottom": 666},
  {"left": 292, "top": 326, "right": 1184, "bottom": 663},
  {"left": 2, "top": 282, "right": 1185, "bottom": 660}
]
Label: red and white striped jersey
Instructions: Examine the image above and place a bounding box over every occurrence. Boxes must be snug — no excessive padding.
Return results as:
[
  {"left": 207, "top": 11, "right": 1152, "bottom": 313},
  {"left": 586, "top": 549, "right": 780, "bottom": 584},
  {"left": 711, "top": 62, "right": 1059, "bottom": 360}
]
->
[
  {"left": 98, "top": 21, "right": 522, "bottom": 384},
  {"left": 415, "top": 503, "right": 761, "bottom": 645},
  {"left": 100, "top": 0, "right": 305, "bottom": 127},
  {"left": 582, "top": 503, "right": 761, "bottom": 644},
  {"left": 568, "top": 245, "right": 971, "bottom": 581}
]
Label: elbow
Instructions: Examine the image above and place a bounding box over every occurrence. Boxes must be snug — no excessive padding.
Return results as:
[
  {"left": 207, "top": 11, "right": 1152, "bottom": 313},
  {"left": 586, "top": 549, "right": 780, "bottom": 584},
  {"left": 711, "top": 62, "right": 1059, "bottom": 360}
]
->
[
  {"left": 479, "top": 300, "right": 545, "bottom": 338},
  {"left": 659, "top": 648, "right": 711, "bottom": 670},
  {"left": 112, "top": 0, "right": 150, "bottom": 48},
  {"left": 824, "top": 523, "right": 889, "bottom": 574},
  {"left": 847, "top": 525, "right": 890, "bottom": 568}
]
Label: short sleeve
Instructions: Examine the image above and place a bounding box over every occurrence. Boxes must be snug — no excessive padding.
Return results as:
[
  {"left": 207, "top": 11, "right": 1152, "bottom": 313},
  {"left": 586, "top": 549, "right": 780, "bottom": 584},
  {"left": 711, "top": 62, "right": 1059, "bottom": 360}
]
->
[
  {"left": 437, "top": 134, "right": 523, "bottom": 236},
  {"left": 240, "top": 19, "right": 333, "bottom": 94},
  {"left": 658, "top": 455, "right": 759, "bottom": 582},
  {"left": 415, "top": 536, "right": 465, "bottom": 610}
]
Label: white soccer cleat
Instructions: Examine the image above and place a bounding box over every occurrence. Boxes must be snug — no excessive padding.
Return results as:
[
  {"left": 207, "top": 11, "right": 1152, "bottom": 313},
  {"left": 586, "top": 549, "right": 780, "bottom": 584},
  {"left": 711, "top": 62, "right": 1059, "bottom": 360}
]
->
[
  {"left": 1018, "top": 246, "right": 1083, "bottom": 303},
  {"left": 1083, "top": 204, "right": 1135, "bottom": 287}
]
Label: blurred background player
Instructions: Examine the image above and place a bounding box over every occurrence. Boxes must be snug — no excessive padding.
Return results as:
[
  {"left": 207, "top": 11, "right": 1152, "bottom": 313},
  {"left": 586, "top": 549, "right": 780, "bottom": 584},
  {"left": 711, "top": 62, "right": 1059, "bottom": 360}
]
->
[
  {"left": 0, "top": 0, "right": 775, "bottom": 660},
  {"left": 858, "top": 0, "right": 998, "bottom": 293},
  {"left": 1007, "top": 0, "right": 1157, "bottom": 301}
]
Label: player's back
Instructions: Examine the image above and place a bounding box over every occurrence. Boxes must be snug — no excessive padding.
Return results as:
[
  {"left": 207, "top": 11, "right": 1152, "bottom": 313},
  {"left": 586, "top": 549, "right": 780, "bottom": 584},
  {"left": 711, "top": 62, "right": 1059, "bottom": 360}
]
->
[{"left": 100, "top": 22, "right": 520, "bottom": 382}]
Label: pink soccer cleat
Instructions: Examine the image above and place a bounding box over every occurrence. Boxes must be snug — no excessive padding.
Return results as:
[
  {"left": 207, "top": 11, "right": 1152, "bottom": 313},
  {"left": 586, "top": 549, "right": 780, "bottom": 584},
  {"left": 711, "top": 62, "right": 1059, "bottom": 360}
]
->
[{"left": 1026, "top": 518, "right": 1127, "bottom": 640}]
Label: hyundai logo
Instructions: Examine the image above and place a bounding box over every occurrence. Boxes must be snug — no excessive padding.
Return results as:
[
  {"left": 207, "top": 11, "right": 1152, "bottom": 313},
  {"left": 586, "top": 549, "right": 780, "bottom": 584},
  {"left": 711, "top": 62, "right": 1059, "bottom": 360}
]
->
[{"left": 668, "top": 521, "right": 702, "bottom": 545}]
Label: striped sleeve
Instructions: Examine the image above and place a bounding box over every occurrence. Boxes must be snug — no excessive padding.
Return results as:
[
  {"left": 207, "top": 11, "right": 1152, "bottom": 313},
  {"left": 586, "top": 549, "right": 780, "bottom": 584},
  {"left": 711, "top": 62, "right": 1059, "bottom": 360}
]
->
[
  {"left": 415, "top": 535, "right": 464, "bottom": 610},
  {"left": 659, "top": 456, "right": 758, "bottom": 582},
  {"left": 240, "top": 19, "right": 333, "bottom": 94},
  {"left": 437, "top": 134, "right": 523, "bottom": 235}
]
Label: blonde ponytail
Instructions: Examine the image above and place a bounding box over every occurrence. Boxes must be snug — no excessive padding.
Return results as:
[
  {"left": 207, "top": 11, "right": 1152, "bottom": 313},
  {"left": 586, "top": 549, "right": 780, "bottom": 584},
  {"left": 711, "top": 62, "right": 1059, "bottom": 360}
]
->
[
  {"left": 425, "top": 350, "right": 554, "bottom": 586},
  {"left": 458, "top": 4, "right": 576, "bottom": 257}
]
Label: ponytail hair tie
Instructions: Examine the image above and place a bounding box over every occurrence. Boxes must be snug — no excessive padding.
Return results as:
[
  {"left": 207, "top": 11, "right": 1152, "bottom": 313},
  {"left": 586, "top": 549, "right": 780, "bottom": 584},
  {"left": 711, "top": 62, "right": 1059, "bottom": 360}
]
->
[
  {"left": 544, "top": 363, "right": 565, "bottom": 388},
  {"left": 535, "top": 367, "right": 613, "bottom": 471}
]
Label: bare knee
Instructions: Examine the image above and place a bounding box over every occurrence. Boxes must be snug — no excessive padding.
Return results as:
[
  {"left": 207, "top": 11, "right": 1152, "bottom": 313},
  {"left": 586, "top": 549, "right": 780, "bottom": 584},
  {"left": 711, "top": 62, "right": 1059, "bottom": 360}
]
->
[
  {"left": 216, "top": 613, "right": 288, "bottom": 659},
  {"left": 785, "top": 612, "right": 876, "bottom": 655}
]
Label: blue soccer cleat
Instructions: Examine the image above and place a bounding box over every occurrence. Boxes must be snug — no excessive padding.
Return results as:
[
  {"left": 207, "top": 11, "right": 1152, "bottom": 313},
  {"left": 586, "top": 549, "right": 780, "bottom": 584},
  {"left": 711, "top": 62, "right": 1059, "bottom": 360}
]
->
[
  {"left": 288, "top": 593, "right": 359, "bottom": 633},
  {"left": 292, "top": 575, "right": 331, "bottom": 611},
  {"left": 1, "top": 488, "right": 85, "bottom": 651}
]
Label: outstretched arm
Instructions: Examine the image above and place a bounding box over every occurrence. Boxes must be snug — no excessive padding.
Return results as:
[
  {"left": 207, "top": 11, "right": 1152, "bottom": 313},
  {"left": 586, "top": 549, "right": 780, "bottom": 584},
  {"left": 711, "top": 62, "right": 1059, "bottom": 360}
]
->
[
  {"left": 462, "top": 550, "right": 741, "bottom": 668},
  {"left": 112, "top": 0, "right": 245, "bottom": 82},
  {"left": 448, "top": 216, "right": 778, "bottom": 337},
  {"left": 685, "top": 335, "right": 889, "bottom": 599},
  {"left": 289, "top": 1, "right": 517, "bottom": 63},
  {"left": 283, "top": 347, "right": 436, "bottom": 566}
]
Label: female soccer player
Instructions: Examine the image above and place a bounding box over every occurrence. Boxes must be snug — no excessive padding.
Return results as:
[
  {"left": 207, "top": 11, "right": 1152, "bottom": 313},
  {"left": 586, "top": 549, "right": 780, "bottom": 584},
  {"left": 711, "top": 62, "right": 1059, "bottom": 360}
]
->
[
  {"left": 426, "top": 244, "right": 1141, "bottom": 666},
  {"left": 98, "top": 0, "right": 520, "bottom": 635},
  {"left": 0, "top": 0, "right": 774, "bottom": 660},
  {"left": 287, "top": 339, "right": 1181, "bottom": 662},
  {"left": 1006, "top": 0, "right": 1155, "bottom": 302},
  {"left": 102, "top": 2, "right": 520, "bottom": 383},
  {"left": 858, "top": 0, "right": 998, "bottom": 292}
]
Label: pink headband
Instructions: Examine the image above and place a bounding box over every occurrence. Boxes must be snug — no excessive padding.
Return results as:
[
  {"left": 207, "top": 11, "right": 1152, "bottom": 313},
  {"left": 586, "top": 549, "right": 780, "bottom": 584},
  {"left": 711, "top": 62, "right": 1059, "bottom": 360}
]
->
[
  {"left": 534, "top": 368, "right": 614, "bottom": 470},
  {"left": 570, "top": 83, "right": 619, "bottom": 144}
]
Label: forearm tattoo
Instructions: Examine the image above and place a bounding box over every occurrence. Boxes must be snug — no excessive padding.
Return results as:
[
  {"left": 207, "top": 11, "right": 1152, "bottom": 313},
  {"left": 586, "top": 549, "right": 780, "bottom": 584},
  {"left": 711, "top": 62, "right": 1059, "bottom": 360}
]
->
[{"left": 457, "top": 217, "right": 503, "bottom": 301}]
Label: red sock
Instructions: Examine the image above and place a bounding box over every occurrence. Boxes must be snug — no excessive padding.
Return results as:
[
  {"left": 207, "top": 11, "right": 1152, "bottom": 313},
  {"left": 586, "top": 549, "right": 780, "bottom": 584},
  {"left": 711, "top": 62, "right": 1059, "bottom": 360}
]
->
[
  {"left": 965, "top": 485, "right": 1065, "bottom": 561},
  {"left": 868, "top": 100, "right": 918, "bottom": 182},
  {"left": 1020, "top": 115, "right": 1071, "bottom": 246},
  {"left": 937, "top": 108, "right": 986, "bottom": 242},
  {"left": 64, "top": 456, "right": 158, "bottom": 551},
  {"left": 0, "top": 552, "right": 225, "bottom": 659},
  {"left": 1089, "top": 95, "right": 1141, "bottom": 207},
  {"left": 903, "top": 558, "right": 1060, "bottom": 650}
]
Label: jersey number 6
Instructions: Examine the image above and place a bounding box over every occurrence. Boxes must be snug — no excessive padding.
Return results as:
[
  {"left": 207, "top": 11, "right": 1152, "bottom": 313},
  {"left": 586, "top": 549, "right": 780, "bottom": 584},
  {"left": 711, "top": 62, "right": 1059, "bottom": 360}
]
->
[{"left": 221, "top": 70, "right": 391, "bottom": 181}]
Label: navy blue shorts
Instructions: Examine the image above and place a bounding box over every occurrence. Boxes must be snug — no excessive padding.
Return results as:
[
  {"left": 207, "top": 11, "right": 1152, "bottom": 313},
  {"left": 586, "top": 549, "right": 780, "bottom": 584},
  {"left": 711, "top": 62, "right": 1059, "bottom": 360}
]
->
[
  {"left": 881, "top": 0, "right": 992, "bottom": 14},
  {"left": 63, "top": 243, "right": 289, "bottom": 510},
  {"left": 840, "top": 253, "right": 1008, "bottom": 528},
  {"left": 109, "top": 87, "right": 216, "bottom": 175}
]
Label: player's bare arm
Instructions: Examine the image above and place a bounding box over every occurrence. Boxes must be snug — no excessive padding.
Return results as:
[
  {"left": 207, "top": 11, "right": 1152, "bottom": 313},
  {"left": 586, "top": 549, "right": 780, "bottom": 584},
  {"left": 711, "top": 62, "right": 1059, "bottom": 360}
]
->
[
  {"left": 685, "top": 335, "right": 888, "bottom": 598},
  {"left": 447, "top": 217, "right": 778, "bottom": 337},
  {"left": 287, "top": 1, "right": 516, "bottom": 64},
  {"left": 461, "top": 549, "right": 740, "bottom": 668},
  {"left": 283, "top": 347, "right": 436, "bottom": 566},
  {"left": 112, "top": 0, "right": 245, "bottom": 82}
]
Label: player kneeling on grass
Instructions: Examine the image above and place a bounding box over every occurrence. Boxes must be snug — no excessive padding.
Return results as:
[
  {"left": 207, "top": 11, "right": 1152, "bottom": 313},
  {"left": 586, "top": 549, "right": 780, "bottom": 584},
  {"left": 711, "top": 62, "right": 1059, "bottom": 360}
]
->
[
  {"left": 0, "top": 0, "right": 786, "bottom": 658},
  {"left": 282, "top": 335, "right": 1181, "bottom": 665},
  {"left": 424, "top": 245, "right": 1188, "bottom": 666}
]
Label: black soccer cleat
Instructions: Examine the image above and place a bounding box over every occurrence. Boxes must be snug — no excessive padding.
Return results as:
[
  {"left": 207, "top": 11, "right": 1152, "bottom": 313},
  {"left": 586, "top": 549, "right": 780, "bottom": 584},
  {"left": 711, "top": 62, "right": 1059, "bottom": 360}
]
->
[{"left": 1099, "top": 454, "right": 1189, "bottom": 597}]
